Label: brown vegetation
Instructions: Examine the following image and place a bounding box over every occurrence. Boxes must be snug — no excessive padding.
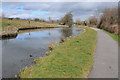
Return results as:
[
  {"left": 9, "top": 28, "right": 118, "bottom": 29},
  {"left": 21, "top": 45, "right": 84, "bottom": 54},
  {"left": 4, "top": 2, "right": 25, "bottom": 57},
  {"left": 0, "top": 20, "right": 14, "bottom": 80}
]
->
[
  {"left": 75, "top": 19, "right": 87, "bottom": 26},
  {"left": 75, "top": 19, "right": 83, "bottom": 25},
  {"left": 97, "top": 8, "right": 119, "bottom": 35},
  {"left": 88, "top": 16, "right": 97, "bottom": 27},
  {"left": 48, "top": 42, "right": 58, "bottom": 51},
  {"left": 60, "top": 12, "right": 73, "bottom": 27}
]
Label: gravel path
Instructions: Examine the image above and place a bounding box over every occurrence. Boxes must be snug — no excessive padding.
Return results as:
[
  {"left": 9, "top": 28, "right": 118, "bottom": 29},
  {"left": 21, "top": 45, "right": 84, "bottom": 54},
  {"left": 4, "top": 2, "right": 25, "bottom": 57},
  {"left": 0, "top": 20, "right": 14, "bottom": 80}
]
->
[{"left": 89, "top": 28, "right": 118, "bottom": 78}]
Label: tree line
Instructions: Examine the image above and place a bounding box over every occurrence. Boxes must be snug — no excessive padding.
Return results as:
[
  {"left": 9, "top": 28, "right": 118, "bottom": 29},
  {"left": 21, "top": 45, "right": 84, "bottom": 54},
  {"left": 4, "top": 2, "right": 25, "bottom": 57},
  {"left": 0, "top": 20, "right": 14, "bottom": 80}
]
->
[
  {"left": 3, "top": 7, "right": 119, "bottom": 35},
  {"left": 75, "top": 8, "right": 119, "bottom": 35},
  {"left": 97, "top": 8, "right": 119, "bottom": 35}
]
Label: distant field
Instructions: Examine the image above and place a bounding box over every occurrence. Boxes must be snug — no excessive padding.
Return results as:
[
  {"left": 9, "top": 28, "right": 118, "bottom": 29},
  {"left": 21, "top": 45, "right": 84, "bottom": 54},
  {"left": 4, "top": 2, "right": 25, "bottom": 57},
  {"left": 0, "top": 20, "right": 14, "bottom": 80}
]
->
[{"left": 0, "top": 18, "right": 68, "bottom": 34}]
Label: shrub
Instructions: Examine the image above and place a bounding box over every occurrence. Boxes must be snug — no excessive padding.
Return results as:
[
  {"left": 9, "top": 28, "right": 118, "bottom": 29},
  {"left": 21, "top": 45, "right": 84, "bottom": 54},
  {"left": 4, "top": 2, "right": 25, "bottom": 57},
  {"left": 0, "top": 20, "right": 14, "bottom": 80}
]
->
[{"left": 97, "top": 8, "right": 119, "bottom": 35}]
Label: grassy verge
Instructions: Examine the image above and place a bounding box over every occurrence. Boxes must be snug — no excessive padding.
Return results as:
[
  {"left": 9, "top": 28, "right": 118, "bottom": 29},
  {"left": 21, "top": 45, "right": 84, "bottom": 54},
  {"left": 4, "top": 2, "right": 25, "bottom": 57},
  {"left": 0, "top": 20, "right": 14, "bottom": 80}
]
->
[
  {"left": 2, "top": 18, "right": 67, "bottom": 29},
  {"left": 102, "top": 29, "right": 120, "bottom": 44},
  {"left": 1, "top": 18, "right": 68, "bottom": 35},
  {"left": 20, "top": 27, "right": 97, "bottom": 78}
]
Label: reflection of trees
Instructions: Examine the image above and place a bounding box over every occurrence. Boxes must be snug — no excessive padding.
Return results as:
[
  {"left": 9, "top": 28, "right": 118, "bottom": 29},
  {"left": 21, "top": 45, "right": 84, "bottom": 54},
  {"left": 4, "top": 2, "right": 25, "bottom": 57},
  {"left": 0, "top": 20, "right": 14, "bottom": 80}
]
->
[{"left": 61, "top": 28, "right": 72, "bottom": 37}]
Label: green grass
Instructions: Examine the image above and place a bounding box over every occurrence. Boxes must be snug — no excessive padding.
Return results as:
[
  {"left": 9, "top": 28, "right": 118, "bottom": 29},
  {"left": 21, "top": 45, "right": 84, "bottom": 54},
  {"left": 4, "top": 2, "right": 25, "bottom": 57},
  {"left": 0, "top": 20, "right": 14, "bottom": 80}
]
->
[
  {"left": 102, "top": 29, "right": 120, "bottom": 44},
  {"left": 0, "top": 18, "right": 68, "bottom": 34},
  {"left": 95, "top": 27, "right": 119, "bottom": 44},
  {"left": 20, "top": 27, "right": 97, "bottom": 78},
  {"left": 1, "top": 18, "right": 67, "bottom": 29}
]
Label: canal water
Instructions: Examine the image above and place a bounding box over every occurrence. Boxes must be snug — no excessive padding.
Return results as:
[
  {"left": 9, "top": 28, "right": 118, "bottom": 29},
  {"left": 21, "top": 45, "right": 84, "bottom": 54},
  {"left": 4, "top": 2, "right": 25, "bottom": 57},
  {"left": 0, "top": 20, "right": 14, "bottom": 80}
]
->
[{"left": 2, "top": 27, "right": 83, "bottom": 78}]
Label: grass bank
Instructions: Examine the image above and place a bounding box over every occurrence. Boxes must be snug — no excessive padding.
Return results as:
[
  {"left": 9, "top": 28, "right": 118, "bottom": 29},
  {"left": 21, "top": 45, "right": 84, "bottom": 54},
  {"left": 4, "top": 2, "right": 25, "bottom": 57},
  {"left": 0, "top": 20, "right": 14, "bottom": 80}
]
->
[
  {"left": 102, "top": 29, "right": 120, "bottom": 45},
  {"left": 1, "top": 18, "right": 68, "bottom": 35},
  {"left": 20, "top": 27, "right": 97, "bottom": 78},
  {"left": 2, "top": 18, "right": 67, "bottom": 29}
]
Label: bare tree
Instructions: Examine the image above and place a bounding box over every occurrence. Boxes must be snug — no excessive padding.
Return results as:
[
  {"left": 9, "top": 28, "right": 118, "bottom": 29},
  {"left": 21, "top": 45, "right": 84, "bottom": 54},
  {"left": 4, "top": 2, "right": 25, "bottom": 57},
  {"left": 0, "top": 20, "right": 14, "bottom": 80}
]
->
[
  {"left": 97, "top": 8, "right": 118, "bottom": 35},
  {"left": 75, "top": 19, "right": 82, "bottom": 25},
  {"left": 88, "top": 16, "right": 97, "bottom": 26},
  {"left": 60, "top": 12, "right": 73, "bottom": 27}
]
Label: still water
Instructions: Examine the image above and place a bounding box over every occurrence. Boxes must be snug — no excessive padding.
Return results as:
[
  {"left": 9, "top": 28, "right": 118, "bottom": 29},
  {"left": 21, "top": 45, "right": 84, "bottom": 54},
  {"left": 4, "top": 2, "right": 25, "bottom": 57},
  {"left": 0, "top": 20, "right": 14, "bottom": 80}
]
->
[{"left": 2, "top": 27, "right": 83, "bottom": 78}]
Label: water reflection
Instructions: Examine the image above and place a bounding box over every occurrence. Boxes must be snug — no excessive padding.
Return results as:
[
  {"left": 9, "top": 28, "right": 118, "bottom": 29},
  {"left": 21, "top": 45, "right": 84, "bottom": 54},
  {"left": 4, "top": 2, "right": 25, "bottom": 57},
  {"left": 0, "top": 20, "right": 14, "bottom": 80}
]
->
[
  {"left": 2, "top": 27, "right": 83, "bottom": 78},
  {"left": 61, "top": 28, "right": 72, "bottom": 38}
]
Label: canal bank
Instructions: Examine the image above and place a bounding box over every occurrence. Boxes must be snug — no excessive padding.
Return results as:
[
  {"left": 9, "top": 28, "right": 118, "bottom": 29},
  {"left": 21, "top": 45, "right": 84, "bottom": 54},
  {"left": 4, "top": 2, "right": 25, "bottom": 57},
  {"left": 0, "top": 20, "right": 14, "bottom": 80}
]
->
[
  {"left": 19, "top": 27, "right": 97, "bottom": 78},
  {"left": 0, "top": 26, "right": 68, "bottom": 40},
  {"left": 2, "top": 27, "right": 83, "bottom": 78}
]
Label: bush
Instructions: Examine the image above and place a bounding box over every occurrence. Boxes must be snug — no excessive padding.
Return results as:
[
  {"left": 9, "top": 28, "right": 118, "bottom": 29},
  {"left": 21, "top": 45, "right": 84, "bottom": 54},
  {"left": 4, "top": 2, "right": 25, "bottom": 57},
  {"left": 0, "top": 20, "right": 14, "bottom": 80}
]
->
[
  {"left": 34, "top": 18, "right": 40, "bottom": 21},
  {"left": 97, "top": 8, "right": 119, "bottom": 35},
  {"left": 88, "top": 16, "right": 97, "bottom": 27}
]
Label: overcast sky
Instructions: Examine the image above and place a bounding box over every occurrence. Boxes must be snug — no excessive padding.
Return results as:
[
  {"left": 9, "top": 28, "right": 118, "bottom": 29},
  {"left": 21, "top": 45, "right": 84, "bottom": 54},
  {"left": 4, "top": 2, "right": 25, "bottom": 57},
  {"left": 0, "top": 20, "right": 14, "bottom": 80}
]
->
[{"left": 1, "top": 2, "right": 118, "bottom": 21}]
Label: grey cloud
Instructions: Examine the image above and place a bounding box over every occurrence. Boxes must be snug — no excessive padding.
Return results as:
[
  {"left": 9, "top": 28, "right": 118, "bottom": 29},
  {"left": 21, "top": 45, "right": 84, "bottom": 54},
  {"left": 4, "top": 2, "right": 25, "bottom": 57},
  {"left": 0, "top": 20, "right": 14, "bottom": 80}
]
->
[
  {"left": 22, "top": 2, "right": 117, "bottom": 12},
  {"left": 2, "top": 2, "right": 118, "bottom": 20}
]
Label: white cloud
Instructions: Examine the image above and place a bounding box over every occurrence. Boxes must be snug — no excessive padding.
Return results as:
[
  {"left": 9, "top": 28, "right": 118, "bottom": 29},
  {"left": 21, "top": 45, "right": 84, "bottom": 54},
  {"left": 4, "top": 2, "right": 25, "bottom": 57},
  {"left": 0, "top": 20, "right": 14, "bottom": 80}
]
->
[
  {"left": 2, "top": 2, "right": 118, "bottom": 20},
  {"left": 2, "top": 0, "right": 119, "bottom": 2},
  {"left": 9, "top": 13, "right": 36, "bottom": 19},
  {"left": 0, "top": 10, "right": 2, "bottom": 17}
]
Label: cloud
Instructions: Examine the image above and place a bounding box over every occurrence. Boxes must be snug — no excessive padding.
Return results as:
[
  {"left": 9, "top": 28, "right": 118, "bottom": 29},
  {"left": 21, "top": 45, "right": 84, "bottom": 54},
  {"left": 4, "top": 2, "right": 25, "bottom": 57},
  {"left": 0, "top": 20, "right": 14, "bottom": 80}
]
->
[
  {"left": 2, "top": 0, "right": 119, "bottom": 2},
  {"left": 2, "top": 2, "right": 118, "bottom": 20},
  {"left": 0, "top": 10, "right": 2, "bottom": 17},
  {"left": 9, "top": 13, "right": 37, "bottom": 19}
]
